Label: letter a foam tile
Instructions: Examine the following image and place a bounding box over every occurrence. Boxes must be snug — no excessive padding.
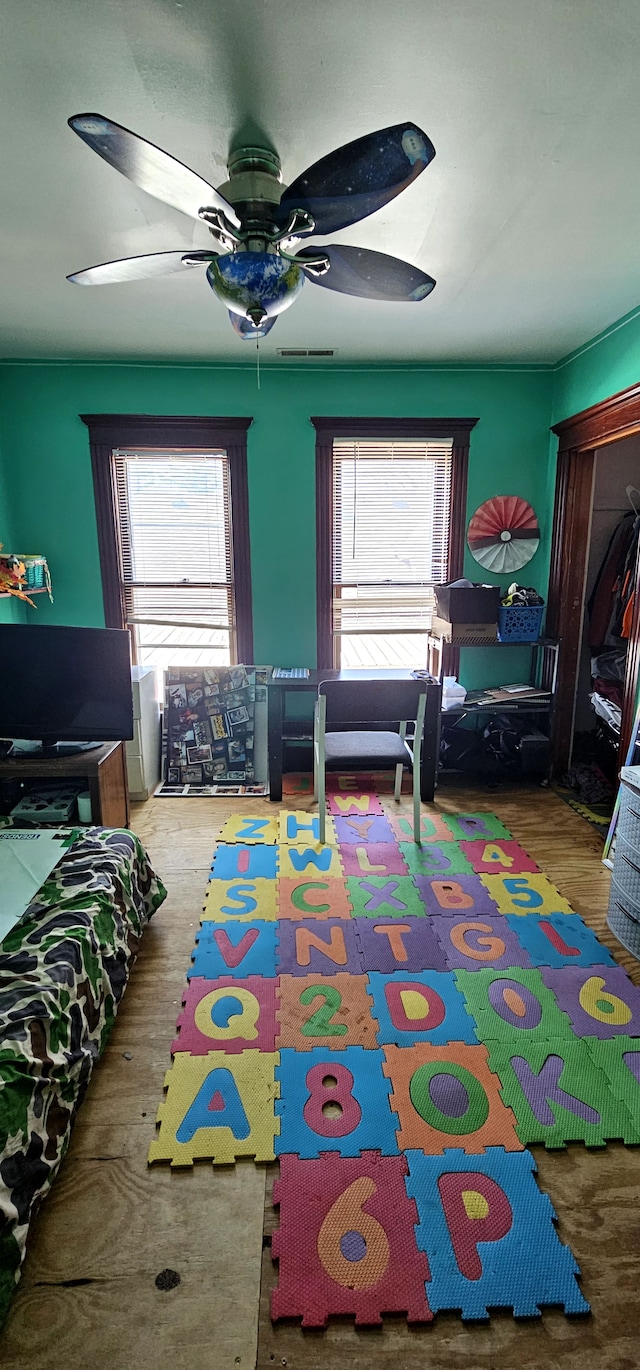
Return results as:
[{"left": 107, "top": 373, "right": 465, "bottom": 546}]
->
[
  {"left": 148, "top": 1049, "right": 279, "bottom": 1166},
  {"left": 539, "top": 964, "right": 640, "bottom": 1039},
  {"left": 275, "top": 1046, "right": 398, "bottom": 1157},
  {"left": 271, "top": 1152, "right": 432, "bottom": 1325},
  {"left": 405, "top": 1148, "right": 589, "bottom": 1319},
  {"left": 218, "top": 814, "right": 278, "bottom": 844},
  {"left": 382, "top": 1042, "right": 523, "bottom": 1155},
  {"left": 172, "top": 975, "right": 278, "bottom": 1055},
  {"left": 487, "top": 1038, "right": 634, "bottom": 1147},
  {"left": 189, "top": 920, "right": 277, "bottom": 979},
  {"left": 367, "top": 970, "right": 479, "bottom": 1046},
  {"left": 277, "top": 973, "right": 379, "bottom": 1050},
  {"left": 203, "top": 878, "right": 278, "bottom": 922},
  {"left": 454, "top": 967, "right": 575, "bottom": 1043},
  {"left": 587, "top": 1038, "right": 640, "bottom": 1141},
  {"left": 504, "top": 912, "right": 616, "bottom": 969}
]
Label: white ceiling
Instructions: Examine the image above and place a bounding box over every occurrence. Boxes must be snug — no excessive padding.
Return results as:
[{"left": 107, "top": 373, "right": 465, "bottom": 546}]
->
[{"left": 2, "top": 0, "right": 640, "bottom": 363}]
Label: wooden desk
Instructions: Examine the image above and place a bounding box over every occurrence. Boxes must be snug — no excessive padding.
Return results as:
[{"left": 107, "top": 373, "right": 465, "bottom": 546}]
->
[
  {"left": 267, "top": 669, "right": 441, "bottom": 803},
  {"left": 0, "top": 741, "right": 130, "bottom": 827}
]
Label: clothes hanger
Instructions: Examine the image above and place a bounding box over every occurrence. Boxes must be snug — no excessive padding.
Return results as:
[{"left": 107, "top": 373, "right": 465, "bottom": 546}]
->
[{"left": 626, "top": 485, "right": 640, "bottom": 514}]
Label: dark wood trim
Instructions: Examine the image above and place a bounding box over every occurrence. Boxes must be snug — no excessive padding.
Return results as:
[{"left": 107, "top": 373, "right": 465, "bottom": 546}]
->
[
  {"left": 82, "top": 415, "right": 254, "bottom": 664},
  {"left": 312, "top": 417, "right": 476, "bottom": 671},
  {"left": 548, "top": 381, "right": 640, "bottom": 774},
  {"left": 621, "top": 533, "right": 640, "bottom": 761}
]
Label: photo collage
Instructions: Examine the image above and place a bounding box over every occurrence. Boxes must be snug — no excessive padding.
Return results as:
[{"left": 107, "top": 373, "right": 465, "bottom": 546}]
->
[{"left": 162, "top": 666, "right": 268, "bottom": 796}]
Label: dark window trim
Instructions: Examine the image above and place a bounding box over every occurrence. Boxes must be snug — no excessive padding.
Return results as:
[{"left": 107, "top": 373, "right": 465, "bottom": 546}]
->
[
  {"left": 82, "top": 414, "right": 254, "bottom": 663},
  {"left": 312, "top": 416, "right": 477, "bottom": 669}
]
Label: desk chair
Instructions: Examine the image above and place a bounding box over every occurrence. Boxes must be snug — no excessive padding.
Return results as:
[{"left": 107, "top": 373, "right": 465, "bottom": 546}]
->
[{"left": 313, "top": 678, "right": 428, "bottom": 844}]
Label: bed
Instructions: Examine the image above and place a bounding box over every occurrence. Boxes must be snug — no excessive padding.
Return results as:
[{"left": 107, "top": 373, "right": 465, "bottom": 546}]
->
[{"left": 0, "top": 826, "right": 166, "bottom": 1325}]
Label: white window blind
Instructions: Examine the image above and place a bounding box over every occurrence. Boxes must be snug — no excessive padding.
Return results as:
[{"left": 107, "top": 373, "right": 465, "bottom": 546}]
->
[
  {"left": 113, "top": 449, "right": 236, "bottom": 668},
  {"left": 332, "top": 438, "right": 453, "bottom": 667}
]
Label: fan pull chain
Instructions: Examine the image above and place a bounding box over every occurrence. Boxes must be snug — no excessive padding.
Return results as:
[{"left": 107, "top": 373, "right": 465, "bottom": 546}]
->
[{"left": 256, "top": 333, "right": 261, "bottom": 391}]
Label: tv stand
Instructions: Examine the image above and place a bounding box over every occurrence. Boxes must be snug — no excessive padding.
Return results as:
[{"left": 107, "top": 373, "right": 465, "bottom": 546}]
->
[
  {"left": 0, "top": 741, "right": 129, "bottom": 827},
  {"left": 12, "top": 740, "right": 105, "bottom": 759}
]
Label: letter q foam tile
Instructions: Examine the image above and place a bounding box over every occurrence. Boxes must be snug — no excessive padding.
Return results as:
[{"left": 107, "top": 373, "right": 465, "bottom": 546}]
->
[
  {"left": 405, "top": 1148, "right": 589, "bottom": 1319},
  {"left": 148, "top": 1049, "right": 279, "bottom": 1166},
  {"left": 487, "top": 1038, "right": 635, "bottom": 1147},
  {"left": 271, "top": 1152, "right": 432, "bottom": 1325},
  {"left": 172, "top": 976, "right": 278, "bottom": 1055}
]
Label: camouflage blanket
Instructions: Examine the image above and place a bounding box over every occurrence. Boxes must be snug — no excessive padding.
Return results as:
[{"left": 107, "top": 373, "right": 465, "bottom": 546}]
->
[{"left": 0, "top": 827, "right": 166, "bottom": 1326}]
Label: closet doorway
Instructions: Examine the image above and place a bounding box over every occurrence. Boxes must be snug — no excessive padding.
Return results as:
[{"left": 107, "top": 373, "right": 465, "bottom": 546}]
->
[{"left": 548, "top": 383, "right": 640, "bottom": 776}]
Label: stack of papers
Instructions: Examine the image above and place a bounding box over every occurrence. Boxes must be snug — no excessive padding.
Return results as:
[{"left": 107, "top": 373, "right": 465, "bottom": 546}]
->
[{"left": 0, "top": 830, "right": 68, "bottom": 940}]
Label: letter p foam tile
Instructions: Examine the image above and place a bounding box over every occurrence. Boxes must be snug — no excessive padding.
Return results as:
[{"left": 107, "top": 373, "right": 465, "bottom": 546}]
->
[
  {"left": 148, "top": 1049, "right": 280, "bottom": 1166},
  {"left": 405, "top": 1148, "right": 589, "bottom": 1319},
  {"left": 271, "top": 1152, "right": 432, "bottom": 1325}
]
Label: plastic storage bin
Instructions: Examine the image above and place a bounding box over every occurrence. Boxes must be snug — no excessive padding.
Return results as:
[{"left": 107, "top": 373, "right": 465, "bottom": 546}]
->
[{"left": 497, "top": 603, "right": 544, "bottom": 642}]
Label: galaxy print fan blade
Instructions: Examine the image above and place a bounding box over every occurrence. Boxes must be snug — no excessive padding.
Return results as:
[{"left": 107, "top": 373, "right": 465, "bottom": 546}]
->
[{"left": 297, "top": 244, "right": 435, "bottom": 301}]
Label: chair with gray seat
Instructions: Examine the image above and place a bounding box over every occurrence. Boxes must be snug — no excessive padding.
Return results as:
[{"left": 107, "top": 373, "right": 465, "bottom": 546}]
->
[{"left": 313, "top": 678, "right": 428, "bottom": 844}]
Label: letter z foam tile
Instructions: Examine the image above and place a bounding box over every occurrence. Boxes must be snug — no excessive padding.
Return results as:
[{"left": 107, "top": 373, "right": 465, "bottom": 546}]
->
[
  {"left": 487, "top": 1038, "right": 634, "bottom": 1147},
  {"left": 382, "top": 1042, "right": 523, "bottom": 1155},
  {"left": 540, "top": 964, "right": 640, "bottom": 1039},
  {"left": 277, "top": 877, "right": 353, "bottom": 919},
  {"left": 189, "top": 920, "right": 277, "bottom": 979},
  {"left": 277, "top": 973, "right": 379, "bottom": 1050},
  {"left": 173, "top": 975, "right": 278, "bottom": 1055},
  {"left": 202, "top": 878, "right": 277, "bottom": 922},
  {"left": 405, "top": 1148, "right": 589, "bottom": 1319},
  {"left": 275, "top": 1046, "right": 398, "bottom": 1157},
  {"left": 454, "top": 967, "right": 575, "bottom": 1042},
  {"left": 218, "top": 814, "right": 278, "bottom": 844},
  {"left": 271, "top": 1152, "right": 432, "bottom": 1325},
  {"left": 367, "top": 970, "right": 479, "bottom": 1046},
  {"left": 504, "top": 912, "right": 616, "bottom": 969},
  {"left": 148, "top": 1049, "right": 279, "bottom": 1166}
]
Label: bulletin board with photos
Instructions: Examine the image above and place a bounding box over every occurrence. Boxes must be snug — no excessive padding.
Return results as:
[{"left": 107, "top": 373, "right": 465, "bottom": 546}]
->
[{"left": 163, "top": 665, "right": 268, "bottom": 795}]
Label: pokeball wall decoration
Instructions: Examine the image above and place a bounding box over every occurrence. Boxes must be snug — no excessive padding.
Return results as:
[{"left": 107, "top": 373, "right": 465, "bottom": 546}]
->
[{"left": 467, "top": 495, "right": 540, "bottom": 573}]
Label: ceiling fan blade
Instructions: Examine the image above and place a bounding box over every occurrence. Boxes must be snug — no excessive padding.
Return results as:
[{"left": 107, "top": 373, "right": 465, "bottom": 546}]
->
[
  {"left": 67, "top": 250, "right": 216, "bottom": 286},
  {"left": 296, "top": 245, "right": 435, "bottom": 301},
  {"left": 228, "top": 311, "right": 277, "bottom": 339},
  {"left": 68, "top": 114, "right": 241, "bottom": 228},
  {"left": 278, "top": 123, "right": 435, "bottom": 236}
]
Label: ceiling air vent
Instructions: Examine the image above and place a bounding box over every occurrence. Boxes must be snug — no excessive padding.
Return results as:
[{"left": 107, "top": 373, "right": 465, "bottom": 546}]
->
[{"left": 277, "top": 348, "right": 336, "bottom": 358}]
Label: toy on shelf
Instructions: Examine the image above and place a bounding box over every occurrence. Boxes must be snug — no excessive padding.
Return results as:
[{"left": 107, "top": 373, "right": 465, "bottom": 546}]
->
[{"left": 0, "top": 547, "right": 52, "bottom": 605}]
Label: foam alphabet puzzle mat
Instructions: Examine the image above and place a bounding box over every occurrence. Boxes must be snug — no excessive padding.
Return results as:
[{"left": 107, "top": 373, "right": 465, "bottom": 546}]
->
[{"left": 150, "top": 796, "right": 640, "bottom": 1327}]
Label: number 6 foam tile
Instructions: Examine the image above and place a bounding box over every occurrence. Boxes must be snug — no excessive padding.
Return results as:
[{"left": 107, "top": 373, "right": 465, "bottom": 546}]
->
[
  {"left": 218, "top": 814, "right": 278, "bottom": 844},
  {"left": 275, "top": 1045, "right": 398, "bottom": 1157},
  {"left": 459, "top": 840, "right": 540, "bottom": 875},
  {"left": 480, "top": 872, "right": 574, "bottom": 916},
  {"left": 173, "top": 975, "right": 278, "bottom": 1055},
  {"left": 405, "top": 1148, "right": 589, "bottom": 1319},
  {"left": 539, "top": 964, "right": 640, "bottom": 1039},
  {"left": 271, "top": 1151, "right": 432, "bottom": 1325},
  {"left": 277, "top": 973, "right": 379, "bottom": 1050},
  {"left": 148, "top": 1049, "right": 279, "bottom": 1166},
  {"left": 382, "top": 1041, "right": 523, "bottom": 1155}
]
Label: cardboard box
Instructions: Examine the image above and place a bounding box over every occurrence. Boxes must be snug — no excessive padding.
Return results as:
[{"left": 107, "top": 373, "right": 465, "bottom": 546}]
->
[
  {"left": 432, "top": 616, "right": 498, "bottom": 643},
  {"left": 434, "top": 583, "right": 500, "bottom": 624}
]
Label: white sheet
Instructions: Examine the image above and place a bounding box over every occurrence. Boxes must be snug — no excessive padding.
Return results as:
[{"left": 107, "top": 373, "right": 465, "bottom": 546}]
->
[{"left": 0, "top": 830, "right": 68, "bottom": 938}]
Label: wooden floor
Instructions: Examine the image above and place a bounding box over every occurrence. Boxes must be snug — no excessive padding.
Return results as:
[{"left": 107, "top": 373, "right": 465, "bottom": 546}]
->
[{"left": 2, "top": 782, "right": 640, "bottom": 1370}]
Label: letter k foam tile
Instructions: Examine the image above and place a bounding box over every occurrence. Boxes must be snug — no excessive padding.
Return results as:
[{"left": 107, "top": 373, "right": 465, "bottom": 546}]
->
[
  {"left": 277, "top": 973, "right": 379, "bottom": 1050},
  {"left": 454, "top": 967, "right": 575, "bottom": 1043},
  {"left": 173, "top": 975, "right": 278, "bottom": 1055},
  {"left": 487, "top": 1038, "right": 635, "bottom": 1147},
  {"left": 148, "top": 1049, "right": 279, "bottom": 1166},
  {"left": 382, "top": 1042, "right": 523, "bottom": 1155},
  {"left": 367, "top": 971, "right": 479, "bottom": 1046},
  {"left": 202, "top": 877, "right": 278, "bottom": 922},
  {"left": 218, "top": 814, "right": 278, "bottom": 844},
  {"left": 539, "top": 964, "right": 640, "bottom": 1039},
  {"left": 271, "top": 1152, "right": 432, "bottom": 1325},
  {"left": 275, "top": 1046, "right": 398, "bottom": 1157},
  {"left": 405, "top": 1149, "right": 589, "bottom": 1319},
  {"left": 189, "top": 920, "right": 277, "bottom": 980}
]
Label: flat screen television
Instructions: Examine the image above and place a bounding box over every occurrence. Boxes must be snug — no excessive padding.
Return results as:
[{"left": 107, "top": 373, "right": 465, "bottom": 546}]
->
[{"left": 0, "top": 625, "right": 134, "bottom": 753}]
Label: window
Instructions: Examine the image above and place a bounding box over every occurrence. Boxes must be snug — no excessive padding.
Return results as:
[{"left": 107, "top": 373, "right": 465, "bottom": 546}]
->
[
  {"left": 314, "top": 417, "right": 476, "bottom": 669},
  {"left": 84, "top": 416, "right": 253, "bottom": 670}
]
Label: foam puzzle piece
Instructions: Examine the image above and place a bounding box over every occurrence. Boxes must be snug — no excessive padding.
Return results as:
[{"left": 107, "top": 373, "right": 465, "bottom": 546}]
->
[
  {"left": 487, "top": 1037, "right": 634, "bottom": 1147},
  {"left": 282, "top": 772, "right": 315, "bottom": 795},
  {"left": 480, "top": 872, "right": 574, "bottom": 916},
  {"left": 459, "top": 840, "right": 540, "bottom": 875},
  {"left": 334, "top": 815, "right": 396, "bottom": 845},
  {"left": 325, "top": 772, "right": 377, "bottom": 792},
  {"left": 347, "top": 875, "right": 427, "bottom": 919},
  {"left": 217, "top": 814, "right": 278, "bottom": 844},
  {"left": 454, "top": 967, "right": 575, "bottom": 1043},
  {"left": 173, "top": 975, "right": 278, "bottom": 1055},
  {"left": 277, "top": 918, "right": 364, "bottom": 976},
  {"left": 400, "top": 842, "right": 474, "bottom": 877},
  {"left": 387, "top": 811, "right": 456, "bottom": 843},
  {"left": 328, "top": 792, "right": 384, "bottom": 816},
  {"left": 587, "top": 1037, "right": 640, "bottom": 1141},
  {"left": 340, "top": 843, "right": 409, "bottom": 877},
  {"left": 279, "top": 843, "right": 344, "bottom": 879},
  {"left": 275, "top": 1046, "right": 398, "bottom": 1157},
  {"left": 211, "top": 844, "right": 278, "bottom": 880},
  {"left": 540, "top": 964, "right": 640, "bottom": 1039},
  {"left": 189, "top": 919, "right": 277, "bottom": 979},
  {"left": 277, "top": 878, "right": 353, "bottom": 920},
  {"left": 445, "top": 812, "right": 512, "bottom": 841},
  {"left": 148, "top": 1049, "right": 279, "bottom": 1165},
  {"left": 405, "top": 1148, "right": 589, "bottom": 1319},
  {"left": 505, "top": 912, "right": 616, "bottom": 969},
  {"left": 367, "top": 970, "right": 479, "bottom": 1046},
  {"left": 271, "top": 1151, "right": 432, "bottom": 1325},
  {"left": 354, "top": 916, "right": 447, "bottom": 973},
  {"left": 202, "top": 878, "right": 278, "bottom": 922},
  {"left": 382, "top": 1042, "right": 522, "bottom": 1154},
  {"left": 432, "top": 914, "right": 533, "bottom": 973},
  {"left": 279, "top": 810, "right": 338, "bottom": 845},
  {"left": 277, "top": 973, "right": 379, "bottom": 1050},
  {"left": 413, "top": 873, "right": 500, "bottom": 919}
]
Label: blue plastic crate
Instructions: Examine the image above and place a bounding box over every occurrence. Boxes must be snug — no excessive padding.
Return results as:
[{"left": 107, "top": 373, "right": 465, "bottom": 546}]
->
[{"left": 497, "top": 603, "right": 544, "bottom": 642}]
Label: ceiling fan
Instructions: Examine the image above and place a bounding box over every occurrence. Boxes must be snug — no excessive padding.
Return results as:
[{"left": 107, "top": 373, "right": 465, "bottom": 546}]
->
[{"left": 67, "top": 114, "right": 437, "bottom": 340}]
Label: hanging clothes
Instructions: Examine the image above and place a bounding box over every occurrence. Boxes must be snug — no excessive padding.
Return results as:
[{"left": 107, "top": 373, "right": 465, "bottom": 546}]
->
[{"left": 588, "top": 510, "right": 636, "bottom": 648}]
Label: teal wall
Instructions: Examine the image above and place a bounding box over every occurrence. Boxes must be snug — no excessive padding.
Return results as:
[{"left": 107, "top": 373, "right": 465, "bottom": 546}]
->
[
  {"left": 0, "top": 359, "right": 553, "bottom": 686},
  {"left": 552, "top": 303, "right": 640, "bottom": 424},
  {"left": 0, "top": 423, "right": 25, "bottom": 625}
]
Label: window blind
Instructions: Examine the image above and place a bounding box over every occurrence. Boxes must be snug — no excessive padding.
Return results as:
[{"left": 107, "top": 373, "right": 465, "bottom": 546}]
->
[
  {"left": 113, "top": 449, "right": 236, "bottom": 653},
  {"left": 332, "top": 438, "right": 453, "bottom": 642}
]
